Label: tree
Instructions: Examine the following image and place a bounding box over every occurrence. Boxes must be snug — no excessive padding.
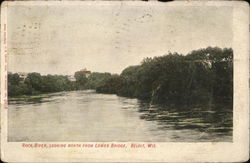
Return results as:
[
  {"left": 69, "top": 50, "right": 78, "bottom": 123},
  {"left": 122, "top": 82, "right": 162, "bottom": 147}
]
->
[
  {"left": 85, "top": 72, "right": 112, "bottom": 89},
  {"left": 97, "top": 46, "right": 233, "bottom": 108},
  {"left": 74, "top": 73, "right": 88, "bottom": 89},
  {"left": 24, "top": 72, "right": 43, "bottom": 93}
]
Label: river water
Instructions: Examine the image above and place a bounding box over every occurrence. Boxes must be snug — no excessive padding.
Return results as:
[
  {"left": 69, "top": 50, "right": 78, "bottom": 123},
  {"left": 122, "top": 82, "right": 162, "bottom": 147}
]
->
[{"left": 8, "top": 90, "right": 232, "bottom": 142}]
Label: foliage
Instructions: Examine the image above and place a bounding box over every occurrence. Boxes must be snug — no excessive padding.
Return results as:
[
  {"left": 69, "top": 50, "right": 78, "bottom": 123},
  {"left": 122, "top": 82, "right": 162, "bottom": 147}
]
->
[
  {"left": 8, "top": 46, "right": 233, "bottom": 108},
  {"left": 84, "top": 72, "right": 112, "bottom": 89},
  {"left": 96, "top": 74, "right": 124, "bottom": 94},
  {"left": 96, "top": 47, "right": 233, "bottom": 107},
  {"left": 74, "top": 73, "right": 88, "bottom": 90},
  {"left": 8, "top": 71, "right": 113, "bottom": 97},
  {"left": 8, "top": 73, "right": 76, "bottom": 96}
]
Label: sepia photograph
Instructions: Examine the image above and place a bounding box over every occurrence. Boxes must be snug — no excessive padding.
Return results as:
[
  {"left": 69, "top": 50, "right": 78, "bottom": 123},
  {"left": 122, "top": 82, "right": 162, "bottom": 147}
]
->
[{"left": 1, "top": 1, "right": 249, "bottom": 162}]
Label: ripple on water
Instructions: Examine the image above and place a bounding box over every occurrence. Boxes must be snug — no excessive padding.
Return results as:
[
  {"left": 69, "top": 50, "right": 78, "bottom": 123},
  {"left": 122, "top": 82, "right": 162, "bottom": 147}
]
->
[{"left": 8, "top": 90, "right": 232, "bottom": 142}]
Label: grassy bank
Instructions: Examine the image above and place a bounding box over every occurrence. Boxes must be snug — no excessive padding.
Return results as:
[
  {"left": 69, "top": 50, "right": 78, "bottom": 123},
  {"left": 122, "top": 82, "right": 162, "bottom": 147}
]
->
[{"left": 9, "top": 94, "right": 51, "bottom": 102}]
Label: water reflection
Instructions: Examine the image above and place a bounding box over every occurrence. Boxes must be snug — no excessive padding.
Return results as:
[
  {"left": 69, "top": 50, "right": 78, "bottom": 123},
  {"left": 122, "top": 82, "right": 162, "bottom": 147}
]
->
[
  {"left": 8, "top": 90, "right": 232, "bottom": 142},
  {"left": 136, "top": 102, "right": 232, "bottom": 138}
]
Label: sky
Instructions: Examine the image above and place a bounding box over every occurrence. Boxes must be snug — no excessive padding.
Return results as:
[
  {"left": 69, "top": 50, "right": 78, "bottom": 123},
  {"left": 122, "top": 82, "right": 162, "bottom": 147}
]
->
[{"left": 8, "top": 2, "right": 233, "bottom": 75}]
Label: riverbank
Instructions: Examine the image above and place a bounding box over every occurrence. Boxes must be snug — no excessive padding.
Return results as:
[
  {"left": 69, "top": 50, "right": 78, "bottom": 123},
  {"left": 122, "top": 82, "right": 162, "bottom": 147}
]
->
[
  {"left": 8, "top": 94, "right": 51, "bottom": 102},
  {"left": 8, "top": 47, "right": 233, "bottom": 108},
  {"left": 8, "top": 90, "right": 232, "bottom": 142},
  {"left": 96, "top": 47, "right": 233, "bottom": 108}
]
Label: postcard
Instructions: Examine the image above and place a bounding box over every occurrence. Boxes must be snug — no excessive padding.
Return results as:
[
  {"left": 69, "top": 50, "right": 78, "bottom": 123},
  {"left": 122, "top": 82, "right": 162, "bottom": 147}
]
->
[{"left": 1, "top": 0, "right": 249, "bottom": 162}]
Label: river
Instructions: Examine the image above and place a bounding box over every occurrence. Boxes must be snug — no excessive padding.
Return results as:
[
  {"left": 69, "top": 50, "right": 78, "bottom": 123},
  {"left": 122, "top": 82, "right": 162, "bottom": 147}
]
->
[{"left": 8, "top": 90, "right": 232, "bottom": 142}]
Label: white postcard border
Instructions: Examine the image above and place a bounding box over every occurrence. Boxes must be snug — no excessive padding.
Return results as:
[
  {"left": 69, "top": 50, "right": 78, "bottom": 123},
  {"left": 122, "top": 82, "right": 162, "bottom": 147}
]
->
[{"left": 1, "top": 1, "right": 249, "bottom": 162}]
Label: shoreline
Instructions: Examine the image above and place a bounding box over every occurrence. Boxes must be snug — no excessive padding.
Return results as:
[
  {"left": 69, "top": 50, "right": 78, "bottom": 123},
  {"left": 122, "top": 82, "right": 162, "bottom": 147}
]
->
[{"left": 8, "top": 94, "right": 51, "bottom": 102}]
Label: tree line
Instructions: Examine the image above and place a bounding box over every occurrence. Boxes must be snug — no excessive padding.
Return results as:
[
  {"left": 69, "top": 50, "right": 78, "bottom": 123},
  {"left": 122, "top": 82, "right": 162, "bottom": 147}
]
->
[
  {"left": 8, "top": 71, "right": 115, "bottom": 97},
  {"left": 96, "top": 47, "right": 233, "bottom": 107},
  {"left": 8, "top": 73, "right": 74, "bottom": 96},
  {"left": 8, "top": 46, "right": 233, "bottom": 107}
]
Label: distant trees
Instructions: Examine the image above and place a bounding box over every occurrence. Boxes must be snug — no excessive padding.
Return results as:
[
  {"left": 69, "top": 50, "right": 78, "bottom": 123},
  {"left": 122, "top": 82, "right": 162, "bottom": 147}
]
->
[
  {"left": 39, "top": 74, "right": 74, "bottom": 92},
  {"left": 96, "top": 74, "right": 124, "bottom": 94},
  {"left": 8, "top": 73, "right": 76, "bottom": 96},
  {"left": 8, "top": 73, "right": 30, "bottom": 96},
  {"left": 74, "top": 73, "right": 88, "bottom": 89},
  {"left": 7, "top": 71, "right": 114, "bottom": 97},
  {"left": 84, "top": 72, "right": 112, "bottom": 89},
  {"left": 24, "top": 73, "right": 43, "bottom": 93},
  {"left": 96, "top": 47, "right": 233, "bottom": 107},
  {"left": 8, "top": 46, "right": 233, "bottom": 108}
]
